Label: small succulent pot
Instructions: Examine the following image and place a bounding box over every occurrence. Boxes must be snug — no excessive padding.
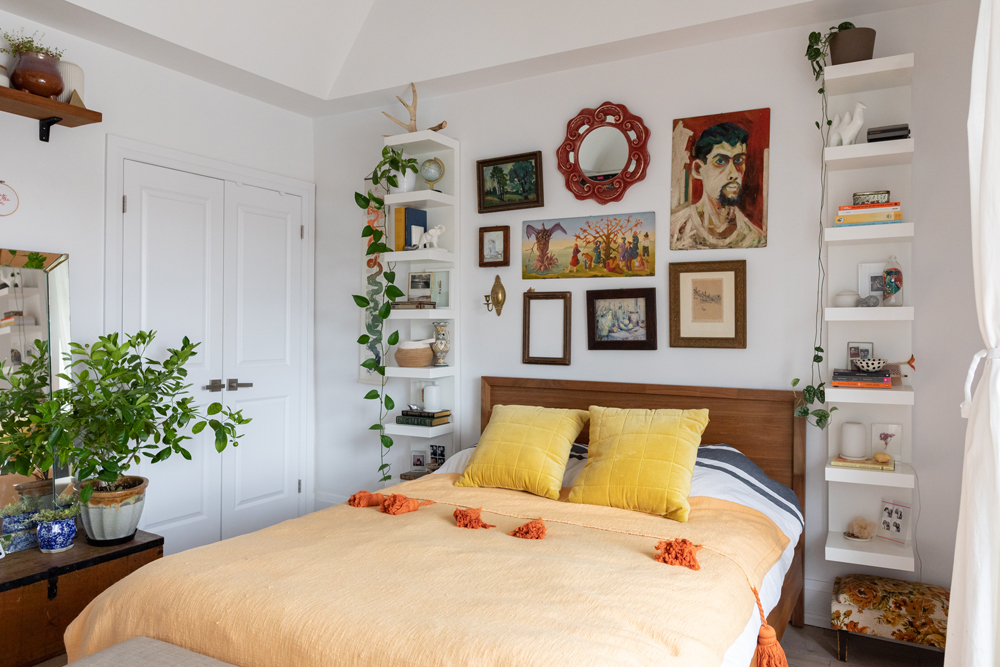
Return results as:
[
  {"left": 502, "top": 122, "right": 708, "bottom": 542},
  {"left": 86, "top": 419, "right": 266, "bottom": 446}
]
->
[
  {"left": 2, "top": 510, "right": 39, "bottom": 533},
  {"left": 0, "top": 529, "right": 39, "bottom": 554},
  {"left": 10, "top": 51, "right": 64, "bottom": 99},
  {"left": 37, "top": 517, "right": 77, "bottom": 553}
]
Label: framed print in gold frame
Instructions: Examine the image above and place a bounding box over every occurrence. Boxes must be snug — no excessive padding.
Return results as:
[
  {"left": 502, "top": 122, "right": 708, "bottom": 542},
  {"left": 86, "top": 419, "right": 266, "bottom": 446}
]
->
[{"left": 669, "top": 260, "right": 746, "bottom": 348}]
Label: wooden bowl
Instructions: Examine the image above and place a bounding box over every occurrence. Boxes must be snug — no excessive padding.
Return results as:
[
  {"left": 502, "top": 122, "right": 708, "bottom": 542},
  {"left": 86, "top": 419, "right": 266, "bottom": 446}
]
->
[{"left": 394, "top": 346, "right": 433, "bottom": 367}]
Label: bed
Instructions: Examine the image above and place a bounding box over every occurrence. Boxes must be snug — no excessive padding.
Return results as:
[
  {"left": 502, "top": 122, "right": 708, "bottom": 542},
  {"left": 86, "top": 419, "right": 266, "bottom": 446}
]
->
[{"left": 64, "top": 376, "right": 804, "bottom": 667}]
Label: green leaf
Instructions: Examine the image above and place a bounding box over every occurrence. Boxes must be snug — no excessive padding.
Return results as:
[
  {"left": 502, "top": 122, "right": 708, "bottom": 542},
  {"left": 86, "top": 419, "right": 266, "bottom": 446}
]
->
[
  {"left": 355, "top": 192, "right": 370, "bottom": 208},
  {"left": 387, "top": 330, "right": 399, "bottom": 346},
  {"left": 375, "top": 365, "right": 385, "bottom": 376},
  {"left": 384, "top": 395, "right": 395, "bottom": 410},
  {"left": 803, "top": 385, "right": 816, "bottom": 404},
  {"left": 207, "top": 403, "right": 222, "bottom": 416},
  {"left": 380, "top": 434, "right": 393, "bottom": 449},
  {"left": 794, "top": 406, "right": 810, "bottom": 418},
  {"left": 361, "top": 225, "right": 375, "bottom": 237},
  {"left": 384, "top": 271, "right": 396, "bottom": 284},
  {"left": 80, "top": 486, "right": 93, "bottom": 503},
  {"left": 814, "top": 346, "right": 824, "bottom": 353},
  {"left": 815, "top": 121, "right": 821, "bottom": 129},
  {"left": 385, "top": 285, "right": 405, "bottom": 300},
  {"left": 192, "top": 421, "right": 207, "bottom": 434},
  {"left": 371, "top": 229, "right": 383, "bottom": 244},
  {"left": 378, "top": 463, "right": 389, "bottom": 471},
  {"left": 813, "top": 354, "right": 823, "bottom": 363},
  {"left": 380, "top": 475, "right": 392, "bottom": 483},
  {"left": 361, "top": 358, "right": 377, "bottom": 370},
  {"left": 817, "top": 388, "right": 826, "bottom": 404},
  {"left": 364, "top": 389, "right": 380, "bottom": 400},
  {"left": 357, "top": 334, "right": 371, "bottom": 345},
  {"left": 369, "top": 423, "right": 383, "bottom": 430},
  {"left": 378, "top": 302, "right": 391, "bottom": 320},
  {"left": 791, "top": 378, "right": 800, "bottom": 387},
  {"left": 838, "top": 21, "right": 855, "bottom": 30},
  {"left": 353, "top": 294, "right": 371, "bottom": 308},
  {"left": 152, "top": 447, "right": 171, "bottom": 463}
]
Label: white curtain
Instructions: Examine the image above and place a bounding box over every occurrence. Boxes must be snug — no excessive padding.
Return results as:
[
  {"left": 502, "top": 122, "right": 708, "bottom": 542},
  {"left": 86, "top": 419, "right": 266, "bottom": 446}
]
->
[{"left": 948, "top": 1, "right": 1000, "bottom": 665}]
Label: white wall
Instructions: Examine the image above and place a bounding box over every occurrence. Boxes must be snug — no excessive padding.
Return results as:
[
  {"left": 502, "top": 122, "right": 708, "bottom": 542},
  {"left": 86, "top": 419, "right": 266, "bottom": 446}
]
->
[
  {"left": 314, "top": 0, "right": 978, "bottom": 624},
  {"left": 0, "top": 9, "right": 314, "bottom": 347}
]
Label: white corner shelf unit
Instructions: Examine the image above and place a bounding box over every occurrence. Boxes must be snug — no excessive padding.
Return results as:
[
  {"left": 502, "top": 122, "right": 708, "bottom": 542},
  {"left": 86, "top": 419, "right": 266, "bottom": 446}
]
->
[
  {"left": 380, "top": 130, "right": 461, "bottom": 468},
  {"left": 822, "top": 53, "right": 916, "bottom": 573},
  {"left": 0, "top": 325, "right": 43, "bottom": 337}
]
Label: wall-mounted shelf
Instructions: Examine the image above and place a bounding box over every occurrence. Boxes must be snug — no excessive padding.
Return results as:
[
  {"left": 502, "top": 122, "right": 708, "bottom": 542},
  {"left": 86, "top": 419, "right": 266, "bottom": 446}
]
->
[
  {"left": 825, "top": 307, "right": 914, "bottom": 322},
  {"left": 384, "top": 422, "right": 454, "bottom": 438},
  {"left": 388, "top": 308, "right": 456, "bottom": 320},
  {"left": 825, "top": 461, "right": 915, "bottom": 489},
  {"left": 824, "top": 53, "right": 914, "bottom": 96},
  {"left": 825, "top": 139, "right": 914, "bottom": 171},
  {"left": 0, "top": 287, "right": 40, "bottom": 298},
  {"left": 827, "top": 385, "right": 914, "bottom": 406},
  {"left": 0, "top": 87, "right": 102, "bottom": 142},
  {"left": 384, "top": 190, "right": 455, "bottom": 209},
  {"left": 385, "top": 366, "right": 457, "bottom": 379},
  {"left": 825, "top": 530, "right": 914, "bottom": 571},
  {"left": 381, "top": 249, "right": 456, "bottom": 265},
  {"left": 824, "top": 222, "right": 914, "bottom": 246},
  {"left": 385, "top": 130, "right": 458, "bottom": 154},
  {"left": 0, "top": 325, "right": 42, "bottom": 337}
]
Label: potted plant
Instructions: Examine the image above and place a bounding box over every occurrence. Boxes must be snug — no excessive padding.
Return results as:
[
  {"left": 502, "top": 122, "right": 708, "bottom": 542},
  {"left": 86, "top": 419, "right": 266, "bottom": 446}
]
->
[
  {"left": 1, "top": 496, "right": 40, "bottom": 533},
  {"left": 35, "top": 504, "right": 78, "bottom": 553},
  {"left": 39, "top": 331, "right": 251, "bottom": 543},
  {"left": 378, "top": 147, "right": 419, "bottom": 194},
  {"left": 0, "top": 29, "right": 65, "bottom": 99}
]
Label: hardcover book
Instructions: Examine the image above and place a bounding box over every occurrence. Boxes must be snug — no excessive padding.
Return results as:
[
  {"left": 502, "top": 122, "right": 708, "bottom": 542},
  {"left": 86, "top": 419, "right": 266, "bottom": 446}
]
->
[
  {"left": 830, "top": 455, "right": 896, "bottom": 471},
  {"left": 835, "top": 211, "right": 903, "bottom": 224},
  {"left": 393, "top": 207, "right": 427, "bottom": 251},
  {"left": 401, "top": 410, "right": 451, "bottom": 418},
  {"left": 396, "top": 416, "right": 450, "bottom": 426}
]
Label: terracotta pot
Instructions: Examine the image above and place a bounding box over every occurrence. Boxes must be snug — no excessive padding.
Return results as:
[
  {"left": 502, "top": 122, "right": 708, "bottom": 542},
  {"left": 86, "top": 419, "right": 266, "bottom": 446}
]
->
[
  {"left": 829, "top": 28, "right": 876, "bottom": 66},
  {"left": 76, "top": 476, "right": 148, "bottom": 543},
  {"left": 10, "top": 52, "right": 64, "bottom": 99}
]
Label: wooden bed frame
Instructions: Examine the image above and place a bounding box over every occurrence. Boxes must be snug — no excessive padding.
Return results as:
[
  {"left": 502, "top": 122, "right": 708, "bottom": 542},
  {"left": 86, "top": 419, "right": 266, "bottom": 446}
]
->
[{"left": 481, "top": 376, "right": 805, "bottom": 642}]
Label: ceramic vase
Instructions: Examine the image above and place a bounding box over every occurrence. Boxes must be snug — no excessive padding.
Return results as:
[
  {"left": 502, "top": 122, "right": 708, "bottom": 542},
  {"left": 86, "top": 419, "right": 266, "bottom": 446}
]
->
[
  {"left": 829, "top": 28, "right": 877, "bottom": 66},
  {"left": 56, "top": 61, "right": 84, "bottom": 104},
  {"left": 10, "top": 52, "right": 64, "bottom": 99},
  {"left": 882, "top": 256, "right": 903, "bottom": 307},
  {"left": 1, "top": 510, "right": 38, "bottom": 534},
  {"left": 37, "top": 517, "right": 77, "bottom": 553},
  {"left": 432, "top": 321, "right": 450, "bottom": 367},
  {"left": 840, "top": 422, "right": 868, "bottom": 460}
]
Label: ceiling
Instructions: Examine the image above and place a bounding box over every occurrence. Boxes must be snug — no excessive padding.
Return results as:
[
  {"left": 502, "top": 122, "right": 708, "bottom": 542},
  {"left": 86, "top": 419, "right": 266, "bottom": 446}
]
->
[{"left": 0, "top": 0, "right": 937, "bottom": 117}]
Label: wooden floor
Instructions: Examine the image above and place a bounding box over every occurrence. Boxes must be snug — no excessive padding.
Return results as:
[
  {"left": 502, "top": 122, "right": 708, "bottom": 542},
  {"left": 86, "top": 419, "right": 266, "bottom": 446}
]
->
[{"left": 782, "top": 625, "right": 944, "bottom": 667}]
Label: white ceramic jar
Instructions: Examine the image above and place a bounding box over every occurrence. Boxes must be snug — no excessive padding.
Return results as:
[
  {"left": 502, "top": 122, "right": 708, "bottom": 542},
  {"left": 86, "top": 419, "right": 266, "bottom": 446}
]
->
[
  {"left": 56, "top": 61, "right": 84, "bottom": 104},
  {"left": 840, "top": 422, "right": 869, "bottom": 460}
]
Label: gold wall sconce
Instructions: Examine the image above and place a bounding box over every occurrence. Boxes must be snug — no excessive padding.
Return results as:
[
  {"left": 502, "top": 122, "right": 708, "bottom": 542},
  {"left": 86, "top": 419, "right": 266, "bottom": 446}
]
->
[{"left": 483, "top": 275, "right": 506, "bottom": 316}]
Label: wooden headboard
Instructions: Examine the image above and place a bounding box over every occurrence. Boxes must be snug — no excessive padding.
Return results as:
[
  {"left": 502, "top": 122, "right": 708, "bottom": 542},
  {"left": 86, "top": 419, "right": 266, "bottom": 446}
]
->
[{"left": 481, "top": 376, "right": 805, "bottom": 510}]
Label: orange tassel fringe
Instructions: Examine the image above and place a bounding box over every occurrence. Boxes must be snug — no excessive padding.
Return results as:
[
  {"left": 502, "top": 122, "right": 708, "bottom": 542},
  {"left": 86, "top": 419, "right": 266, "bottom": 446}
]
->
[
  {"left": 454, "top": 507, "right": 495, "bottom": 529},
  {"left": 380, "top": 493, "right": 434, "bottom": 515},
  {"left": 348, "top": 490, "right": 384, "bottom": 507},
  {"left": 509, "top": 518, "right": 546, "bottom": 539},
  {"left": 654, "top": 539, "right": 787, "bottom": 667}
]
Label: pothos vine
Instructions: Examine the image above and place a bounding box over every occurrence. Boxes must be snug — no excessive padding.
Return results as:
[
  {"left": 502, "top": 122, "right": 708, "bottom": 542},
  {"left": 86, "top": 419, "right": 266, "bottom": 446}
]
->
[{"left": 353, "top": 147, "right": 417, "bottom": 482}]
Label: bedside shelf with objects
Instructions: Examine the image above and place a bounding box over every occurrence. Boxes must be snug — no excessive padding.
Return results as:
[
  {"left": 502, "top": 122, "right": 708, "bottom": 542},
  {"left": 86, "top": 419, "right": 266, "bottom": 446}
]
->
[{"left": 822, "top": 53, "right": 917, "bottom": 575}]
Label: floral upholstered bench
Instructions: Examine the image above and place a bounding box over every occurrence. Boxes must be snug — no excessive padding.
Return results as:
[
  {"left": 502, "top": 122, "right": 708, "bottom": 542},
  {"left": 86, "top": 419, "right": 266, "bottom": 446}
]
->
[{"left": 831, "top": 574, "right": 948, "bottom": 661}]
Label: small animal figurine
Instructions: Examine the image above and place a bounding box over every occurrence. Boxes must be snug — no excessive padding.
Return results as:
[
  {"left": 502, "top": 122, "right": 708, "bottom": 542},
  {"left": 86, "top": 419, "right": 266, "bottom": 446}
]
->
[
  {"left": 827, "top": 113, "right": 843, "bottom": 147},
  {"left": 416, "top": 224, "right": 446, "bottom": 249},
  {"left": 839, "top": 102, "right": 867, "bottom": 146}
]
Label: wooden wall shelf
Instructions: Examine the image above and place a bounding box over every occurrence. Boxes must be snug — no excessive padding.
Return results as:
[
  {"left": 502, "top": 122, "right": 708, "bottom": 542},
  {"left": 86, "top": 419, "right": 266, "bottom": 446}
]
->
[{"left": 0, "top": 86, "right": 103, "bottom": 141}]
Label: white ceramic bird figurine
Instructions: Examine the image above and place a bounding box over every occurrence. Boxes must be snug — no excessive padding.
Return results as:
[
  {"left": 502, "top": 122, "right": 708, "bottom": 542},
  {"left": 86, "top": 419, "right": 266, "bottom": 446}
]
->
[
  {"left": 839, "top": 102, "right": 867, "bottom": 146},
  {"left": 828, "top": 113, "right": 843, "bottom": 147}
]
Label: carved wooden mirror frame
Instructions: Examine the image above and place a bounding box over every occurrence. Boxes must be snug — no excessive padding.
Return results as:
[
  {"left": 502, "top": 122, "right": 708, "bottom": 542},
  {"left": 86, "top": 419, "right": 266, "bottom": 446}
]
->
[{"left": 556, "top": 101, "right": 651, "bottom": 205}]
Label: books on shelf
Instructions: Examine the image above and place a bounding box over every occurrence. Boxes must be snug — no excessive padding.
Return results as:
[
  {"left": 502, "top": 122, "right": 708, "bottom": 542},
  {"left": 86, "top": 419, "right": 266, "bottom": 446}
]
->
[
  {"left": 401, "top": 409, "right": 451, "bottom": 419},
  {"left": 0, "top": 316, "right": 35, "bottom": 328},
  {"left": 391, "top": 300, "right": 436, "bottom": 310},
  {"left": 838, "top": 201, "right": 901, "bottom": 212},
  {"left": 395, "top": 415, "right": 450, "bottom": 427},
  {"left": 832, "top": 368, "right": 891, "bottom": 389},
  {"left": 393, "top": 207, "right": 427, "bottom": 251},
  {"left": 3, "top": 310, "right": 23, "bottom": 318},
  {"left": 834, "top": 202, "right": 904, "bottom": 227},
  {"left": 830, "top": 455, "right": 896, "bottom": 472}
]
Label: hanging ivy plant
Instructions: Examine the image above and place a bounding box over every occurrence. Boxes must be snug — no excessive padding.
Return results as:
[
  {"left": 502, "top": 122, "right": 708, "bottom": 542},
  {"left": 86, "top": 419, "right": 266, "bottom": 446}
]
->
[
  {"left": 791, "top": 23, "right": 854, "bottom": 430},
  {"left": 352, "top": 147, "right": 415, "bottom": 482}
]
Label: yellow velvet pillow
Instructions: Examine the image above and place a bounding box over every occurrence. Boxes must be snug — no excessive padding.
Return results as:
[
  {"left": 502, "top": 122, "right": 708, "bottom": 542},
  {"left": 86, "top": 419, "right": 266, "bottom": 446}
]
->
[
  {"left": 455, "top": 404, "right": 589, "bottom": 500},
  {"left": 567, "top": 406, "right": 709, "bottom": 521}
]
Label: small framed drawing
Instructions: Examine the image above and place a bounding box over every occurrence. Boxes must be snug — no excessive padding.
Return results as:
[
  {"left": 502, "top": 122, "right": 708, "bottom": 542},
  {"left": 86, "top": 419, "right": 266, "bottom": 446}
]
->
[
  {"left": 523, "top": 291, "right": 571, "bottom": 365},
  {"left": 858, "top": 262, "right": 886, "bottom": 303},
  {"left": 877, "top": 498, "right": 910, "bottom": 545},
  {"left": 669, "top": 261, "right": 746, "bottom": 348},
  {"left": 872, "top": 423, "right": 902, "bottom": 459},
  {"left": 412, "top": 450, "right": 428, "bottom": 471},
  {"left": 479, "top": 226, "right": 510, "bottom": 267},
  {"left": 586, "top": 288, "right": 657, "bottom": 351},
  {"left": 476, "top": 151, "right": 544, "bottom": 214},
  {"left": 408, "top": 271, "right": 450, "bottom": 307},
  {"left": 847, "top": 341, "right": 874, "bottom": 370}
]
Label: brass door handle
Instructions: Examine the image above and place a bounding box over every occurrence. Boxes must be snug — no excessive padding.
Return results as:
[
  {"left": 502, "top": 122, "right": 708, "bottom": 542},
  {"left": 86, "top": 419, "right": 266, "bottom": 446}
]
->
[
  {"left": 227, "top": 378, "right": 253, "bottom": 391},
  {"left": 203, "top": 379, "right": 224, "bottom": 392}
]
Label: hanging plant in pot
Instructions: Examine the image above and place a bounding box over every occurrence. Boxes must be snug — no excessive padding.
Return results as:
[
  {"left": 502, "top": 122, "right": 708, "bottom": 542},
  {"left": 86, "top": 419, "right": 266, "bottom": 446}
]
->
[
  {"left": 38, "top": 331, "right": 251, "bottom": 544},
  {"left": 0, "top": 29, "right": 65, "bottom": 99}
]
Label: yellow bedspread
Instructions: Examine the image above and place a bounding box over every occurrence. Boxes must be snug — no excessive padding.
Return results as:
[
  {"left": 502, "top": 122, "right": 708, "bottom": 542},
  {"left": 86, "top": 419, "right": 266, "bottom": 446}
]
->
[{"left": 65, "top": 473, "right": 788, "bottom": 667}]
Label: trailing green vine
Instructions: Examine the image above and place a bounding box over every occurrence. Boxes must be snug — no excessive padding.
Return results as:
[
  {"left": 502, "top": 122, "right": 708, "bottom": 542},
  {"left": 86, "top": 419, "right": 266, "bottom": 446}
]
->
[
  {"left": 352, "top": 147, "right": 416, "bottom": 482},
  {"left": 791, "top": 23, "right": 853, "bottom": 429}
]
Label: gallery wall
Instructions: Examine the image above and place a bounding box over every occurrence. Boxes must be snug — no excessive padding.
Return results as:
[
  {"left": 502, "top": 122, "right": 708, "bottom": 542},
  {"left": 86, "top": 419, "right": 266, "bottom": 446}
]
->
[{"left": 314, "top": 0, "right": 979, "bottom": 624}]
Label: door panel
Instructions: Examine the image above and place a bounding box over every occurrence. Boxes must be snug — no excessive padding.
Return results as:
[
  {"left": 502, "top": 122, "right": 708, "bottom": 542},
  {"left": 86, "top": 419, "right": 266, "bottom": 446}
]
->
[
  {"left": 122, "top": 160, "right": 225, "bottom": 555},
  {"left": 221, "top": 184, "right": 302, "bottom": 539}
]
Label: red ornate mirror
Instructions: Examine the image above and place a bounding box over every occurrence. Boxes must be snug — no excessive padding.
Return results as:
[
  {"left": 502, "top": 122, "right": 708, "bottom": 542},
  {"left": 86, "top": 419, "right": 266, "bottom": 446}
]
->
[{"left": 556, "top": 102, "right": 650, "bottom": 205}]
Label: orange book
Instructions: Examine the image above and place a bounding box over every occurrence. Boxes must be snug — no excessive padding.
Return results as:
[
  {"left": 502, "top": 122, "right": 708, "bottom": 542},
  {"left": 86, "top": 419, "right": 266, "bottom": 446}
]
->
[
  {"left": 838, "top": 201, "right": 901, "bottom": 211},
  {"left": 831, "top": 381, "right": 892, "bottom": 388}
]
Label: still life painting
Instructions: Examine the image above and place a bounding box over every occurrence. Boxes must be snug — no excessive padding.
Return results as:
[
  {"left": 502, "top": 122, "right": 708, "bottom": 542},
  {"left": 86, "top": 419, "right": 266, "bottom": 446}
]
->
[
  {"left": 586, "top": 288, "right": 657, "bottom": 350},
  {"left": 670, "top": 108, "right": 770, "bottom": 250},
  {"left": 522, "top": 211, "right": 655, "bottom": 279},
  {"left": 477, "top": 151, "right": 544, "bottom": 214}
]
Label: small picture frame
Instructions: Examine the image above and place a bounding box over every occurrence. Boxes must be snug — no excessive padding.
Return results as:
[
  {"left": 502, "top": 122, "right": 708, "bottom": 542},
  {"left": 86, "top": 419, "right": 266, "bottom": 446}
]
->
[
  {"left": 847, "top": 341, "right": 875, "bottom": 370},
  {"left": 669, "top": 261, "right": 746, "bottom": 349},
  {"left": 586, "top": 288, "right": 657, "bottom": 351},
  {"left": 430, "top": 444, "right": 446, "bottom": 465},
  {"left": 476, "top": 152, "right": 544, "bottom": 214},
  {"left": 877, "top": 498, "right": 910, "bottom": 545},
  {"left": 858, "top": 262, "right": 886, "bottom": 302},
  {"left": 523, "top": 291, "right": 571, "bottom": 365},
  {"left": 408, "top": 271, "right": 450, "bottom": 307},
  {"left": 479, "top": 226, "right": 510, "bottom": 267},
  {"left": 412, "top": 450, "right": 428, "bottom": 471},
  {"left": 872, "top": 423, "right": 903, "bottom": 459}
]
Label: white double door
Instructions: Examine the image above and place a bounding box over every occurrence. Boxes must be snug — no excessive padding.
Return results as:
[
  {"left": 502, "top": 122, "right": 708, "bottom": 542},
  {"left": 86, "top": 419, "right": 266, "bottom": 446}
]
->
[{"left": 121, "top": 160, "right": 303, "bottom": 554}]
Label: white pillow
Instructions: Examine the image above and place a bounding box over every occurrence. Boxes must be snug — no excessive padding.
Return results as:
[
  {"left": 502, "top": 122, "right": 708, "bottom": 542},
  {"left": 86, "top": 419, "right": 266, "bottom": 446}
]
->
[{"left": 435, "top": 445, "right": 587, "bottom": 488}]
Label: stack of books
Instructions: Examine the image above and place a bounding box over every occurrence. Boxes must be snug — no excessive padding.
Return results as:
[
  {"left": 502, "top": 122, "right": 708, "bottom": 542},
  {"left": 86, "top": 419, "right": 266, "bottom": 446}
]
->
[
  {"left": 834, "top": 201, "right": 902, "bottom": 228},
  {"left": 391, "top": 301, "right": 436, "bottom": 310},
  {"left": 396, "top": 409, "right": 451, "bottom": 427},
  {"left": 832, "top": 368, "right": 891, "bottom": 389},
  {"left": 0, "top": 314, "right": 35, "bottom": 328},
  {"left": 830, "top": 455, "right": 895, "bottom": 472}
]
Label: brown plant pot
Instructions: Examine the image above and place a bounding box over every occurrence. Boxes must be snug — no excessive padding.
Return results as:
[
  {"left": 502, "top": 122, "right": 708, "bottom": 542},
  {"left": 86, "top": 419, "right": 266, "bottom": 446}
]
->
[
  {"left": 829, "top": 28, "right": 876, "bottom": 66},
  {"left": 10, "top": 52, "right": 65, "bottom": 99}
]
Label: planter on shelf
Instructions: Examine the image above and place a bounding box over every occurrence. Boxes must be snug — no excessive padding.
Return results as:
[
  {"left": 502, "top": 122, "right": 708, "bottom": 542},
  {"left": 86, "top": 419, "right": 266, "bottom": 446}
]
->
[
  {"left": 56, "top": 61, "right": 84, "bottom": 104},
  {"left": 76, "top": 476, "right": 148, "bottom": 543},
  {"left": 0, "top": 529, "right": 38, "bottom": 554},
  {"left": 37, "top": 516, "right": 77, "bottom": 553},
  {"left": 10, "top": 51, "right": 64, "bottom": 99},
  {"left": 14, "top": 478, "right": 54, "bottom": 509},
  {"left": 388, "top": 168, "right": 417, "bottom": 194},
  {"left": 2, "top": 509, "right": 38, "bottom": 533},
  {"left": 829, "top": 28, "right": 876, "bottom": 66}
]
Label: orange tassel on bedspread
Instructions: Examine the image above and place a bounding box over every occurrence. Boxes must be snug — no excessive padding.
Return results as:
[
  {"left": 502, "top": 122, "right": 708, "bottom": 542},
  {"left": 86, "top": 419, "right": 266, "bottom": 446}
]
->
[
  {"left": 654, "top": 539, "right": 788, "bottom": 667},
  {"left": 509, "top": 518, "right": 546, "bottom": 539},
  {"left": 380, "top": 493, "right": 434, "bottom": 515},
  {"left": 454, "top": 507, "right": 495, "bottom": 529},
  {"left": 348, "top": 491, "right": 384, "bottom": 507}
]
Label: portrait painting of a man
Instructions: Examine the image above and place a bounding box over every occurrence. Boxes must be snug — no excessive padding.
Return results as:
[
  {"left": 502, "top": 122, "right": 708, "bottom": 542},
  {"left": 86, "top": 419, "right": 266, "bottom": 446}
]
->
[{"left": 670, "top": 108, "right": 770, "bottom": 250}]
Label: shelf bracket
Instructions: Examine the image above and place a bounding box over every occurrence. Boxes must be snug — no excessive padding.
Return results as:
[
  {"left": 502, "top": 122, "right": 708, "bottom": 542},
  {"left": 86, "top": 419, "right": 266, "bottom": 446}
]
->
[{"left": 39, "top": 117, "right": 62, "bottom": 142}]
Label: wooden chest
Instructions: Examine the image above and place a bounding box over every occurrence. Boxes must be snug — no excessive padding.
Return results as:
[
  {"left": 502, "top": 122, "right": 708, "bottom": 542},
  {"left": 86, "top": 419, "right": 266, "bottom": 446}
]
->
[{"left": 0, "top": 530, "right": 163, "bottom": 667}]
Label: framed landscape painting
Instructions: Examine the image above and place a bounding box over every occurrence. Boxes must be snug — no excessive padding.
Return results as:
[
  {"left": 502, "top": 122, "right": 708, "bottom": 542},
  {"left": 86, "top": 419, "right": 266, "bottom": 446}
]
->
[
  {"left": 476, "top": 151, "right": 544, "bottom": 214},
  {"left": 522, "top": 211, "right": 655, "bottom": 279},
  {"left": 668, "top": 260, "right": 746, "bottom": 348}
]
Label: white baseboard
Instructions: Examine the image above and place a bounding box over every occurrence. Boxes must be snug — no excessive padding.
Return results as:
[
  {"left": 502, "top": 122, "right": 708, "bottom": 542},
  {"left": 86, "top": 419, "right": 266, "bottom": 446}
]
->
[
  {"left": 314, "top": 491, "right": 348, "bottom": 510},
  {"left": 804, "top": 612, "right": 831, "bottom": 628}
]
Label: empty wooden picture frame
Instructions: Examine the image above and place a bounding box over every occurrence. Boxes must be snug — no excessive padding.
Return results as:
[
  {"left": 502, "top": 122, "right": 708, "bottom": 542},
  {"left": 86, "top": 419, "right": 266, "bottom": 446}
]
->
[
  {"left": 669, "top": 260, "right": 746, "bottom": 348},
  {"left": 479, "top": 225, "right": 510, "bottom": 267},
  {"left": 522, "top": 291, "right": 571, "bottom": 365}
]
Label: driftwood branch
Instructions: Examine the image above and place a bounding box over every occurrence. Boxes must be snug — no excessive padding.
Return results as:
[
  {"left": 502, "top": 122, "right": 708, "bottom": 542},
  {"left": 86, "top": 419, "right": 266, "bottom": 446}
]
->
[{"left": 381, "top": 82, "right": 449, "bottom": 134}]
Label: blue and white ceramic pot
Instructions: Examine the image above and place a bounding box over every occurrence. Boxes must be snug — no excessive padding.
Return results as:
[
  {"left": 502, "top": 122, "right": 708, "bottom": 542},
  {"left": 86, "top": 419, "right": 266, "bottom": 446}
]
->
[
  {"left": 0, "top": 529, "right": 39, "bottom": 554},
  {"left": 37, "top": 517, "right": 77, "bottom": 553},
  {"left": 2, "top": 510, "right": 38, "bottom": 533}
]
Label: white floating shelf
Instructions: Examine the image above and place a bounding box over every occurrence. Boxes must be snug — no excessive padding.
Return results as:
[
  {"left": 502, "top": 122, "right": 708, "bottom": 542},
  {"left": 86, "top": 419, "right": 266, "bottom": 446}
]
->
[
  {"left": 381, "top": 249, "right": 456, "bottom": 265},
  {"left": 825, "top": 139, "right": 914, "bottom": 171},
  {"left": 825, "top": 222, "right": 913, "bottom": 246},
  {"left": 388, "top": 308, "right": 456, "bottom": 320},
  {"left": 385, "top": 366, "right": 457, "bottom": 379},
  {"left": 825, "top": 307, "right": 914, "bottom": 322},
  {"left": 827, "top": 385, "right": 914, "bottom": 405},
  {"left": 825, "top": 530, "right": 914, "bottom": 571},
  {"left": 825, "top": 461, "right": 915, "bottom": 489},
  {"left": 384, "top": 422, "right": 454, "bottom": 438},
  {"left": 383, "top": 190, "right": 455, "bottom": 209},
  {"left": 824, "top": 53, "right": 914, "bottom": 96},
  {"left": 384, "top": 130, "right": 459, "bottom": 154},
  {"left": 0, "top": 325, "right": 42, "bottom": 336},
  {"left": 0, "top": 287, "right": 40, "bottom": 298}
]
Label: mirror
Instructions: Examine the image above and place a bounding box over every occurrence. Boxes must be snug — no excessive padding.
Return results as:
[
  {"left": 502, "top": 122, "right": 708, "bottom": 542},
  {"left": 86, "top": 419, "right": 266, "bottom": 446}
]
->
[
  {"left": 0, "top": 251, "right": 71, "bottom": 512},
  {"left": 578, "top": 126, "right": 630, "bottom": 182}
]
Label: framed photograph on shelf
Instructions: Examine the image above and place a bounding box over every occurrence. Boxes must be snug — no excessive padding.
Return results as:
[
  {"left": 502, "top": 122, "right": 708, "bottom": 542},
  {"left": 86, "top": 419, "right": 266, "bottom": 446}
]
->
[
  {"left": 411, "top": 450, "right": 428, "bottom": 471},
  {"left": 668, "top": 261, "right": 746, "bottom": 348},
  {"left": 408, "top": 271, "right": 433, "bottom": 301},
  {"left": 523, "top": 291, "right": 571, "bottom": 365},
  {"left": 476, "top": 151, "right": 544, "bottom": 214},
  {"left": 872, "top": 423, "right": 902, "bottom": 459},
  {"left": 847, "top": 341, "right": 874, "bottom": 370},
  {"left": 479, "top": 226, "right": 510, "bottom": 267},
  {"left": 586, "top": 288, "right": 657, "bottom": 351},
  {"left": 858, "top": 262, "right": 886, "bottom": 303}
]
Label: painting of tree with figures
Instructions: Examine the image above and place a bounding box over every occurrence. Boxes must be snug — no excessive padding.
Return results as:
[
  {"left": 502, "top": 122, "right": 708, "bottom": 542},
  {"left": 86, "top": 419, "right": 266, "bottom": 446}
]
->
[{"left": 521, "top": 211, "right": 655, "bottom": 279}]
